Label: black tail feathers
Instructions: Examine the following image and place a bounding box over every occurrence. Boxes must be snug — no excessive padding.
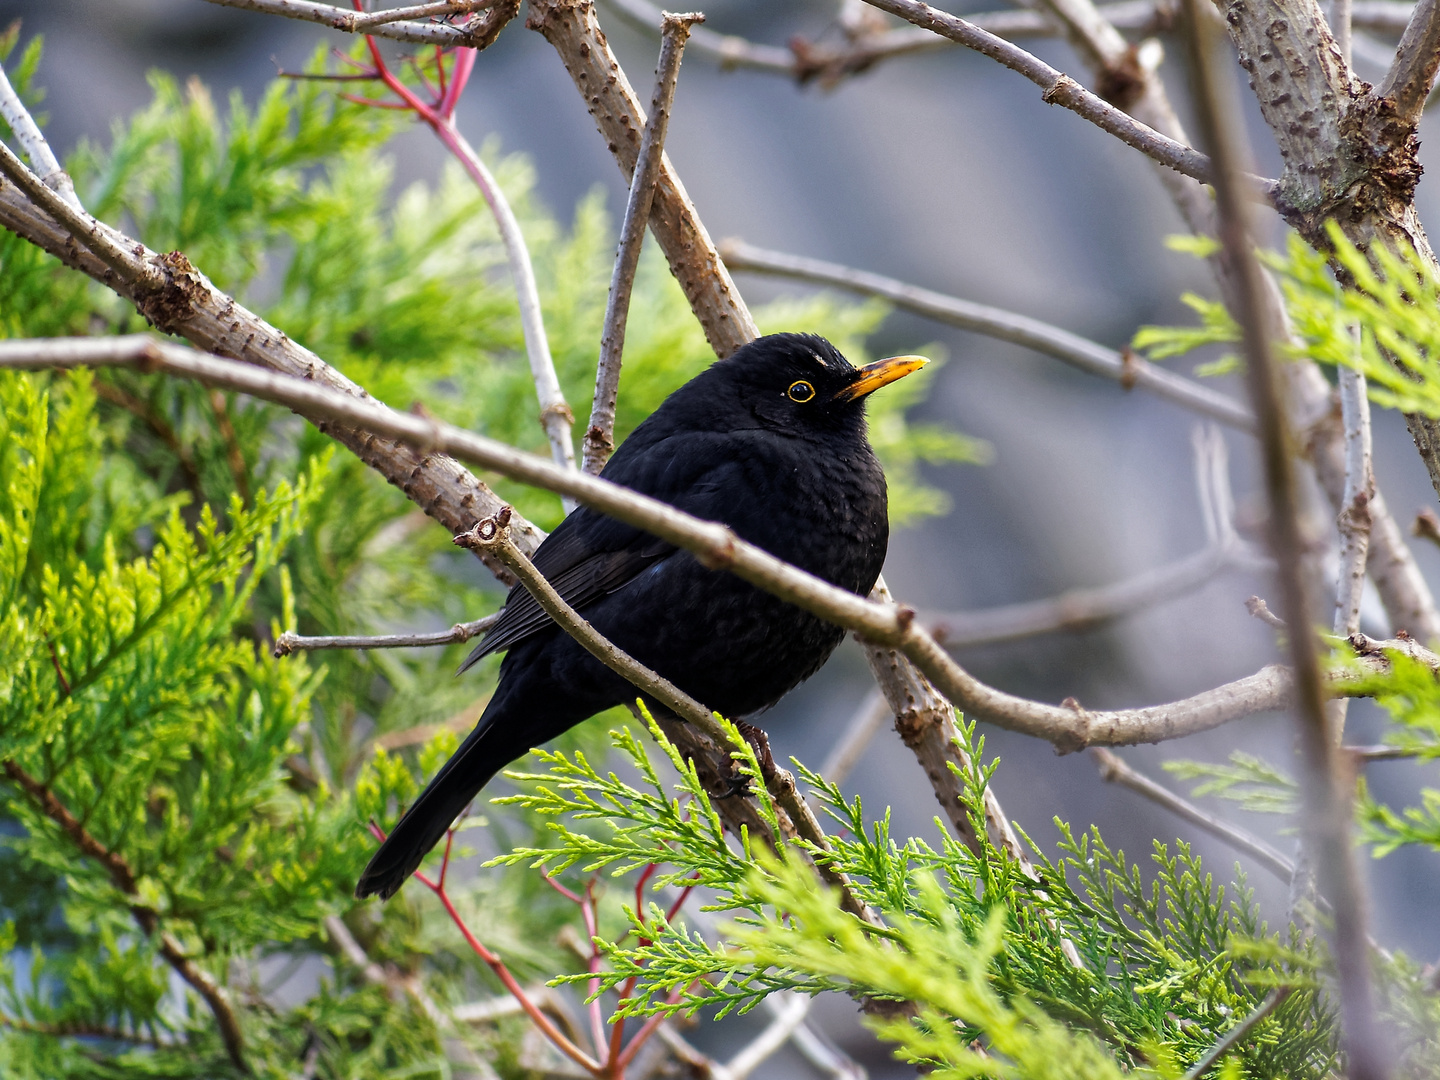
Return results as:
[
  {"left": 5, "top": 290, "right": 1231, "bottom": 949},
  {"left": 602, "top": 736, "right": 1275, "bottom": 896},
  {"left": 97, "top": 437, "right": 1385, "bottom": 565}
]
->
[{"left": 354, "top": 718, "right": 507, "bottom": 900}]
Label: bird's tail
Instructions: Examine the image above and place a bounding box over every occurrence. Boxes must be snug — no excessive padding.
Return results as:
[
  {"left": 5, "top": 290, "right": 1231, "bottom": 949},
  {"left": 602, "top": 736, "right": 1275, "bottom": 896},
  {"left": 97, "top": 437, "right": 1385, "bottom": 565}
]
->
[{"left": 355, "top": 699, "right": 522, "bottom": 901}]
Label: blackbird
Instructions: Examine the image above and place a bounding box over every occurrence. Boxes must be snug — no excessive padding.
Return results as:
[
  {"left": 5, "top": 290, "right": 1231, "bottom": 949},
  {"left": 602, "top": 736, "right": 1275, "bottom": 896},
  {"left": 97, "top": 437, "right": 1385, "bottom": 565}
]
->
[{"left": 355, "top": 332, "right": 925, "bottom": 900}]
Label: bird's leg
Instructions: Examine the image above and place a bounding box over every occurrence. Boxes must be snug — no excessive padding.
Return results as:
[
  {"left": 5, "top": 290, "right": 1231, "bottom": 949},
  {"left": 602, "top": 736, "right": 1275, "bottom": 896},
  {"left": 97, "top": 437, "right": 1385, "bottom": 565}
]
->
[{"left": 734, "top": 719, "right": 778, "bottom": 779}]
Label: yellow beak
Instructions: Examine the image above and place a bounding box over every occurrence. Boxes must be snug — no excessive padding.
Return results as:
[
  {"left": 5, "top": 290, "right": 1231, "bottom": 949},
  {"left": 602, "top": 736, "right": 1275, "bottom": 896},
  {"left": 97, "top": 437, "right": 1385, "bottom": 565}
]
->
[{"left": 834, "top": 354, "right": 929, "bottom": 402}]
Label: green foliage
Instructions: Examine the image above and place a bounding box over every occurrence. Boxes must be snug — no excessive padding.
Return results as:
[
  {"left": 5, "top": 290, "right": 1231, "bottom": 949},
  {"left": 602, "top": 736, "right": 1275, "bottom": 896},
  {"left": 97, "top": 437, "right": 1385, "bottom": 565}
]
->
[
  {"left": 494, "top": 710, "right": 1340, "bottom": 1078},
  {"left": 1133, "top": 291, "right": 1240, "bottom": 374},
  {"left": 1163, "top": 753, "right": 1299, "bottom": 817}
]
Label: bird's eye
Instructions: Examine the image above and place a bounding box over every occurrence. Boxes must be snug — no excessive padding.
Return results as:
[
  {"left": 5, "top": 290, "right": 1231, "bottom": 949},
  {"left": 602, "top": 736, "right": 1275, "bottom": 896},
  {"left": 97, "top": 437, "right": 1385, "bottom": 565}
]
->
[{"left": 787, "top": 380, "right": 816, "bottom": 403}]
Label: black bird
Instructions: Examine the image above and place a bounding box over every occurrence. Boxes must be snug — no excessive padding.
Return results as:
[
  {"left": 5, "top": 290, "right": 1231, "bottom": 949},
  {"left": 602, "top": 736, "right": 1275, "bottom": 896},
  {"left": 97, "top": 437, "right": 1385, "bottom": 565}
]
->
[{"left": 355, "top": 333, "right": 925, "bottom": 900}]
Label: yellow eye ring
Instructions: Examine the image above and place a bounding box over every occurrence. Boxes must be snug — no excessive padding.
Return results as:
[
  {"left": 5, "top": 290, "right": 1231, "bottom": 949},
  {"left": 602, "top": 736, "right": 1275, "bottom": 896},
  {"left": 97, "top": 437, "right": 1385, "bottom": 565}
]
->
[{"left": 787, "top": 380, "right": 816, "bottom": 403}]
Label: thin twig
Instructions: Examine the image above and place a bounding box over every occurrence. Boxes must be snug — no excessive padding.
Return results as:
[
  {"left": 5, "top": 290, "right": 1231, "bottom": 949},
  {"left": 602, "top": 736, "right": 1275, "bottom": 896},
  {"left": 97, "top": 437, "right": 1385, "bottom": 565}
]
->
[
  {"left": 1246, "top": 595, "right": 1288, "bottom": 630},
  {"left": 1182, "top": 987, "right": 1295, "bottom": 1080},
  {"left": 528, "top": 0, "right": 759, "bottom": 358},
  {"left": 273, "top": 614, "right": 500, "bottom": 656},
  {"left": 351, "top": 0, "right": 498, "bottom": 28},
  {"left": 5, "top": 336, "right": 1434, "bottom": 751},
  {"left": 859, "top": 0, "right": 1277, "bottom": 198},
  {"left": 1091, "top": 749, "right": 1294, "bottom": 880},
  {"left": 1378, "top": 0, "right": 1440, "bottom": 121},
  {"left": 584, "top": 12, "right": 702, "bottom": 474},
  {"left": 1183, "top": 6, "right": 1385, "bottom": 1076},
  {"left": 0, "top": 138, "right": 160, "bottom": 288},
  {"left": 1331, "top": 362, "right": 1374, "bottom": 736},
  {"left": 721, "top": 993, "right": 812, "bottom": 1080},
  {"left": 0, "top": 59, "right": 80, "bottom": 211},
  {"left": 718, "top": 239, "right": 1255, "bottom": 431},
  {"left": 198, "top": 0, "right": 509, "bottom": 47}
]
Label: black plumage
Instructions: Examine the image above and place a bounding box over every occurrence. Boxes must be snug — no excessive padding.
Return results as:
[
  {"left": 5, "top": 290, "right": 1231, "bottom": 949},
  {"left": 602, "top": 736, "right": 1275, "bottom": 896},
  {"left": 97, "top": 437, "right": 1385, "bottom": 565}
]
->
[{"left": 355, "top": 332, "right": 925, "bottom": 900}]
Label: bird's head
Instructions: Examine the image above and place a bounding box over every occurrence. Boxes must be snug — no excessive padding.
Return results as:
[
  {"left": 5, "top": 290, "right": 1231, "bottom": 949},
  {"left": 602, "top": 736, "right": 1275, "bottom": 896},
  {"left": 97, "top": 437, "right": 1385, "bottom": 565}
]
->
[{"left": 711, "top": 332, "right": 928, "bottom": 434}]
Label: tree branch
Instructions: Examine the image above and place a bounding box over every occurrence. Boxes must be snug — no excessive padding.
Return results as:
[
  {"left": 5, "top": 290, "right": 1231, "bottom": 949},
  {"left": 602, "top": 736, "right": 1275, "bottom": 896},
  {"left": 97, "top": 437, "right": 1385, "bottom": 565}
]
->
[
  {"left": 272, "top": 614, "right": 501, "bottom": 656},
  {"left": 583, "top": 11, "right": 701, "bottom": 474},
  {"left": 0, "top": 59, "right": 80, "bottom": 211},
  {"left": 1183, "top": 6, "right": 1384, "bottom": 1074},
  {"left": 1182, "top": 987, "right": 1295, "bottom": 1080},
  {"left": 6, "top": 335, "right": 1433, "bottom": 755},
  {"left": 1379, "top": 0, "right": 1440, "bottom": 121},
  {"left": 860, "top": 0, "right": 1277, "bottom": 198},
  {"left": 1090, "top": 748, "right": 1295, "bottom": 880},
  {"left": 718, "top": 239, "right": 1256, "bottom": 431},
  {"left": 0, "top": 163, "right": 542, "bottom": 586},
  {"left": 527, "top": 0, "right": 758, "bottom": 358},
  {"left": 197, "top": 0, "right": 517, "bottom": 48}
]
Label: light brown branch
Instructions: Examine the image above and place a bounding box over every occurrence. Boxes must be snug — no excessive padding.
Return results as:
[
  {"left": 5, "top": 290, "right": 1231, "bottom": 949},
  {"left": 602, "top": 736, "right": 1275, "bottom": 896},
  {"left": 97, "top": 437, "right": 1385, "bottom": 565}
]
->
[
  {"left": 0, "top": 59, "right": 80, "bottom": 211},
  {"left": 1184, "top": 6, "right": 1384, "bottom": 1075},
  {"left": 860, "top": 0, "right": 1277, "bottom": 198},
  {"left": 584, "top": 11, "right": 701, "bottom": 474},
  {"left": 718, "top": 239, "right": 1256, "bottom": 431},
  {"left": 526, "top": 0, "right": 758, "bottom": 358},
  {"left": 1, "top": 760, "right": 248, "bottom": 1071},
  {"left": 272, "top": 614, "right": 501, "bottom": 656},
  {"left": 603, "top": 0, "right": 1178, "bottom": 83},
  {"left": 1091, "top": 748, "right": 1295, "bottom": 880},
  {"left": 0, "top": 168, "right": 542, "bottom": 586},
  {"left": 1379, "top": 0, "right": 1440, "bottom": 120},
  {"left": 5, "top": 335, "right": 1432, "bottom": 755},
  {"left": 198, "top": 0, "right": 515, "bottom": 48}
]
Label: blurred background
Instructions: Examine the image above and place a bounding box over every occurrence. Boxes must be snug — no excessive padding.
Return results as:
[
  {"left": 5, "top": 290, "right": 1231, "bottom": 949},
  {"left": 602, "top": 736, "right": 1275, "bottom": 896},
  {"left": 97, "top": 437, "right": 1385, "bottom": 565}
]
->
[{"left": 6, "top": 0, "right": 1440, "bottom": 1071}]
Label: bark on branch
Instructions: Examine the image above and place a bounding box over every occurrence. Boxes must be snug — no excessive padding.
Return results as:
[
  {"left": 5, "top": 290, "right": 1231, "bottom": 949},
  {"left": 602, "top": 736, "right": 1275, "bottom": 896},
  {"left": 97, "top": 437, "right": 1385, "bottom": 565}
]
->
[{"left": 6, "top": 336, "right": 1433, "bottom": 752}]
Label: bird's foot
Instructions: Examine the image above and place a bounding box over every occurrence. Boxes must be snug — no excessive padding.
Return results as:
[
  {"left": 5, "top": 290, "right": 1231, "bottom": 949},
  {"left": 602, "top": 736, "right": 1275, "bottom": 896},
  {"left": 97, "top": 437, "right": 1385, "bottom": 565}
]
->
[{"left": 734, "top": 719, "right": 777, "bottom": 777}]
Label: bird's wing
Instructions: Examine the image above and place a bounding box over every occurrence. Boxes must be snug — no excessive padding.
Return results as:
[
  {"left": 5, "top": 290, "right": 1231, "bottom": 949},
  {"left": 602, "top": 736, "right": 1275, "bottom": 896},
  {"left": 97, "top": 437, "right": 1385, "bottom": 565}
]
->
[{"left": 457, "top": 429, "right": 760, "bottom": 673}]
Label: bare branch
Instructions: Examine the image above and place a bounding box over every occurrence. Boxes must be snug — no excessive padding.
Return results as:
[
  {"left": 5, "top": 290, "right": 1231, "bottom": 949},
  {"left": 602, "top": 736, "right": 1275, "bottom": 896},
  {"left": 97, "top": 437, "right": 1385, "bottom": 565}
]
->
[
  {"left": 719, "top": 239, "right": 1256, "bottom": 431},
  {"left": 722, "top": 993, "right": 812, "bottom": 1080},
  {"left": 0, "top": 164, "right": 542, "bottom": 586},
  {"left": 1354, "top": 0, "right": 1424, "bottom": 30},
  {"left": 5, "top": 334, "right": 1430, "bottom": 755},
  {"left": 352, "top": 0, "right": 499, "bottom": 28},
  {"left": 1182, "top": 987, "right": 1295, "bottom": 1080},
  {"left": 1334, "top": 366, "right": 1374, "bottom": 642},
  {"left": 445, "top": 129, "right": 576, "bottom": 475},
  {"left": 1379, "top": 0, "right": 1440, "bottom": 120},
  {"left": 198, "top": 0, "right": 515, "bottom": 48},
  {"left": 602, "top": 0, "right": 1171, "bottom": 82},
  {"left": 0, "top": 60, "right": 80, "bottom": 211},
  {"left": 272, "top": 614, "right": 501, "bottom": 656},
  {"left": 1337, "top": 0, "right": 1357, "bottom": 65},
  {"left": 1246, "top": 595, "right": 1288, "bottom": 629},
  {"left": 584, "top": 12, "right": 701, "bottom": 475},
  {"left": 0, "top": 138, "right": 161, "bottom": 289},
  {"left": 1091, "top": 748, "right": 1295, "bottom": 880},
  {"left": 528, "top": 0, "right": 759, "bottom": 358},
  {"left": 1183, "top": 5, "right": 1384, "bottom": 1074},
  {"left": 860, "top": 0, "right": 1277, "bottom": 198}
]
